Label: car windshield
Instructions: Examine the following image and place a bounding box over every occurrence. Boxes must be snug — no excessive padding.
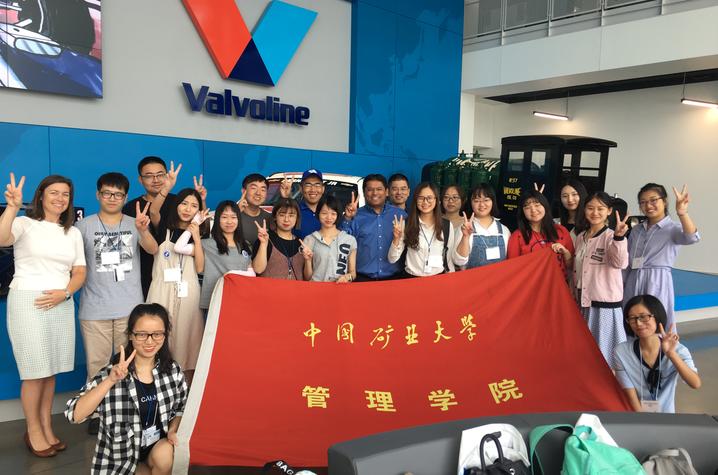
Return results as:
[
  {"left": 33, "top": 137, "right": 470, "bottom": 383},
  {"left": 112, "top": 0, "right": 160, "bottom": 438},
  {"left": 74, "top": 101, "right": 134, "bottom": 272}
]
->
[{"left": 265, "top": 178, "right": 358, "bottom": 210}]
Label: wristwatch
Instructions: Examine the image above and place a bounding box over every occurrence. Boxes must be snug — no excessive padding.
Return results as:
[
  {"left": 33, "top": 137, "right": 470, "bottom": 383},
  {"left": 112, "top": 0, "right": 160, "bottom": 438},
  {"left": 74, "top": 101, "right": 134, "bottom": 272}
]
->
[{"left": 64, "top": 290, "right": 71, "bottom": 301}]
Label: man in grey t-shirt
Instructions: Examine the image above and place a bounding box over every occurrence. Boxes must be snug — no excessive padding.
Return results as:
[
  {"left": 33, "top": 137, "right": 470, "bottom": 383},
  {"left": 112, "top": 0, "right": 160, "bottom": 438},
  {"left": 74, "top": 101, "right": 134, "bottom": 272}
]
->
[
  {"left": 238, "top": 173, "right": 272, "bottom": 248},
  {"left": 75, "top": 173, "right": 158, "bottom": 432}
]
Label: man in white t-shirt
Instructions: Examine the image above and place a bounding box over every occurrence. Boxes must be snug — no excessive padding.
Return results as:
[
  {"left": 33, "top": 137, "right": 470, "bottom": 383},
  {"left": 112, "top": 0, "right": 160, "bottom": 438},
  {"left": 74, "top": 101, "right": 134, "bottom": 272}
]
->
[{"left": 75, "top": 173, "right": 158, "bottom": 433}]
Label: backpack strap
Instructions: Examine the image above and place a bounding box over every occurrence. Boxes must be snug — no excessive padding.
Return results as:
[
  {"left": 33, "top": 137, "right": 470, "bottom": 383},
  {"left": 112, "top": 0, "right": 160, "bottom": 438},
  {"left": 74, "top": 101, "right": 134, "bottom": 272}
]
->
[
  {"left": 528, "top": 424, "right": 573, "bottom": 475},
  {"left": 442, "top": 218, "right": 451, "bottom": 273}
]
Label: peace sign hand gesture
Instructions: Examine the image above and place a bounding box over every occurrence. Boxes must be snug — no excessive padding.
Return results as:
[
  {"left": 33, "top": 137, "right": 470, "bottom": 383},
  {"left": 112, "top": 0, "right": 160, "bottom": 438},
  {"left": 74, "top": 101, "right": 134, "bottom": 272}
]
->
[
  {"left": 193, "top": 174, "right": 207, "bottom": 202},
  {"left": 191, "top": 208, "right": 210, "bottom": 225},
  {"left": 4, "top": 172, "right": 25, "bottom": 209},
  {"left": 460, "top": 212, "right": 474, "bottom": 238},
  {"left": 533, "top": 182, "right": 545, "bottom": 194},
  {"left": 298, "top": 238, "right": 313, "bottom": 261},
  {"left": 344, "top": 191, "right": 359, "bottom": 219},
  {"left": 255, "top": 219, "right": 269, "bottom": 244},
  {"left": 134, "top": 201, "right": 151, "bottom": 232},
  {"left": 659, "top": 323, "right": 679, "bottom": 355},
  {"left": 673, "top": 185, "right": 690, "bottom": 216},
  {"left": 109, "top": 345, "right": 136, "bottom": 384},
  {"left": 279, "top": 174, "right": 293, "bottom": 199},
  {"left": 392, "top": 215, "right": 405, "bottom": 243},
  {"left": 237, "top": 189, "right": 248, "bottom": 214},
  {"left": 162, "top": 161, "right": 182, "bottom": 195},
  {"left": 613, "top": 211, "right": 630, "bottom": 237}
]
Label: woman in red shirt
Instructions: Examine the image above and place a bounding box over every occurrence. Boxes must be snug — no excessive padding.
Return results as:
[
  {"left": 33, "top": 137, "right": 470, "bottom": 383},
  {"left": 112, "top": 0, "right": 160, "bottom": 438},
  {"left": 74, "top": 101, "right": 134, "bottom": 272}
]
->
[{"left": 507, "top": 190, "right": 574, "bottom": 275}]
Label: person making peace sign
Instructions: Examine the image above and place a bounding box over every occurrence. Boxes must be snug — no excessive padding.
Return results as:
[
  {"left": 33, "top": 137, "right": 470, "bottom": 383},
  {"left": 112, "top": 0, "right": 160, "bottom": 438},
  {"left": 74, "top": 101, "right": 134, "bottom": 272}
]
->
[
  {"left": 66, "top": 303, "right": 188, "bottom": 474},
  {"left": 623, "top": 183, "right": 700, "bottom": 331}
]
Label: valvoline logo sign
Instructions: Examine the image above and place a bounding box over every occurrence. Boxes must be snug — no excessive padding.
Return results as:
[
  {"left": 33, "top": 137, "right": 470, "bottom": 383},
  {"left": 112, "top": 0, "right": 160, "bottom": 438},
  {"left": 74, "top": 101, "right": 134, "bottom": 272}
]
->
[{"left": 182, "top": 0, "right": 317, "bottom": 86}]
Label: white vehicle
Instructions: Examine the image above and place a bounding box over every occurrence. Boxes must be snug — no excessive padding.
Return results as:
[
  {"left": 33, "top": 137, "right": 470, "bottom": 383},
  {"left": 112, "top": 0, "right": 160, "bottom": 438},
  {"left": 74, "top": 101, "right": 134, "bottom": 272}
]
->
[{"left": 263, "top": 172, "right": 365, "bottom": 211}]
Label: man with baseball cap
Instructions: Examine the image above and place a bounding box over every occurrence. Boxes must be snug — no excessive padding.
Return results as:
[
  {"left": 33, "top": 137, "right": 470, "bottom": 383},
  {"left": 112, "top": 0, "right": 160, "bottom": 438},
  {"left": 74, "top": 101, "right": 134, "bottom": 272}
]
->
[{"left": 280, "top": 169, "right": 325, "bottom": 238}]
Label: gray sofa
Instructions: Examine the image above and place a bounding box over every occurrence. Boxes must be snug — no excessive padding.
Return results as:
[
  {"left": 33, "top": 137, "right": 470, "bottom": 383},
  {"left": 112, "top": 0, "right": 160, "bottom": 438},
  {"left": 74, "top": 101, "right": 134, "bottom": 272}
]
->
[{"left": 328, "top": 411, "right": 718, "bottom": 475}]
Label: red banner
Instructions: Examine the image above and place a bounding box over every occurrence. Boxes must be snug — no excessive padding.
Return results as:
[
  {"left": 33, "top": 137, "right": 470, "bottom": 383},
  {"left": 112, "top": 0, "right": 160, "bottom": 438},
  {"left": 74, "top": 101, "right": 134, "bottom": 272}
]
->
[{"left": 185, "top": 249, "right": 630, "bottom": 467}]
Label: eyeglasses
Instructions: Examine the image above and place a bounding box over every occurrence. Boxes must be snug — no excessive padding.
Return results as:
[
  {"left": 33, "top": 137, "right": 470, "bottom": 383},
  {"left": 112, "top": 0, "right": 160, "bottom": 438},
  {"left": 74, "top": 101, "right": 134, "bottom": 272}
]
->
[
  {"left": 302, "top": 182, "right": 324, "bottom": 189},
  {"left": 141, "top": 172, "right": 167, "bottom": 182},
  {"left": 132, "top": 331, "right": 166, "bottom": 341},
  {"left": 443, "top": 195, "right": 461, "bottom": 202},
  {"left": 639, "top": 197, "right": 662, "bottom": 207},
  {"left": 100, "top": 190, "right": 126, "bottom": 200},
  {"left": 416, "top": 196, "right": 436, "bottom": 203},
  {"left": 625, "top": 314, "right": 654, "bottom": 325}
]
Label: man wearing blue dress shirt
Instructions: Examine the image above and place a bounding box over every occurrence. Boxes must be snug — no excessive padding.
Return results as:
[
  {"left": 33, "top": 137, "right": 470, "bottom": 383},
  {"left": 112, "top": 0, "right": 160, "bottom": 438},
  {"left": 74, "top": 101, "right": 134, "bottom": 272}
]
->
[{"left": 342, "top": 174, "right": 408, "bottom": 281}]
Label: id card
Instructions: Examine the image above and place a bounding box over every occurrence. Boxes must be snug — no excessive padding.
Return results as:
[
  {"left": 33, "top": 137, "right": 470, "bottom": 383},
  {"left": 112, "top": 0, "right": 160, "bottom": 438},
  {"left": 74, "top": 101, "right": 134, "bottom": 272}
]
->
[
  {"left": 141, "top": 425, "right": 161, "bottom": 447},
  {"left": 114, "top": 268, "right": 125, "bottom": 282},
  {"left": 101, "top": 251, "right": 121, "bottom": 265},
  {"left": 485, "top": 246, "right": 501, "bottom": 260},
  {"left": 632, "top": 257, "right": 644, "bottom": 269},
  {"left": 164, "top": 267, "right": 182, "bottom": 283},
  {"left": 640, "top": 400, "right": 660, "bottom": 413},
  {"left": 177, "top": 281, "right": 189, "bottom": 298},
  {"left": 427, "top": 254, "right": 443, "bottom": 268}
]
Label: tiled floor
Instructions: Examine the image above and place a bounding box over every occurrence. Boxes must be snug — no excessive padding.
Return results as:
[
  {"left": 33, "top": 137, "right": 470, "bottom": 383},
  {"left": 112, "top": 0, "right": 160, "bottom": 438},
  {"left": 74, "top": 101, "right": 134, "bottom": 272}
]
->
[{"left": 1, "top": 318, "right": 716, "bottom": 474}]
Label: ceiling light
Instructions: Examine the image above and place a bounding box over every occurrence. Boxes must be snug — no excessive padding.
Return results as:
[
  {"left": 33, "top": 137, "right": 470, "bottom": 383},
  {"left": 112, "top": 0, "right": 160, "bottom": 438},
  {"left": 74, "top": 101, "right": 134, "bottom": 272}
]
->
[
  {"left": 681, "top": 98, "right": 718, "bottom": 109},
  {"left": 533, "top": 111, "right": 569, "bottom": 121}
]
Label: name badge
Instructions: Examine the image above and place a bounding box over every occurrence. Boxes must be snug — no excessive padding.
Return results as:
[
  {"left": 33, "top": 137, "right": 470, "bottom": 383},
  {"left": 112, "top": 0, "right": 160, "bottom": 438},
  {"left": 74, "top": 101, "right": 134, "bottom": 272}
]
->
[
  {"left": 632, "top": 257, "right": 644, "bottom": 269},
  {"left": 141, "top": 425, "right": 161, "bottom": 447},
  {"left": 427, "top": 254, "right": 443, "bottom": 268},
  {"left": 177, "top": 280, "right": 189, "bottom": 298},
  {"left": 114, "top": 268, "right": 125, "bottom": 282},
  {"left": 101, "top": 251, "right": 121, "bottom": 265},
  {"left": 164, "top": 268, "right": 182, "bottom": 283},
  {"left": 640, "top": 399, "right": 660, "bottom": 413},
  {"left": 485, "top": 246, "right": 501, "bottom": 260}
]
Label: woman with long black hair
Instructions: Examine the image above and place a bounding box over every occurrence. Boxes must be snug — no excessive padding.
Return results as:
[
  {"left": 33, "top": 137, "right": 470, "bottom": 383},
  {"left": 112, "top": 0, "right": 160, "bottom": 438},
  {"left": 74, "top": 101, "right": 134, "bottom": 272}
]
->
[{"left": 66, "top": 303, "right": 187, "bottom": 474}]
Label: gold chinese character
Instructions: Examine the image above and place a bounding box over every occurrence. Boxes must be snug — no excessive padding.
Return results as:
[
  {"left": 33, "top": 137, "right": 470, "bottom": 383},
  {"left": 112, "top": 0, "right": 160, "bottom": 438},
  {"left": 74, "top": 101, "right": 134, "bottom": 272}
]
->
[
  {"left": 460, "top": 314, "right": 477, "bottom": 341},
  {"left": 428, "top": 389, "right": 458, "bottom": 411},
  {"left": 488, "top": 379, "right": 523, "bottom": 404},
  {"left": 405, "top": 324, "right": 419, "bottom": 345},
  {"left": 336, "top": 322, "right": 354, "bottom": 343},
  {"left": 365, "top": 390, "right": 397, "bottom": 412},
  {"left": 433, "top": 320, "right": 452, "bottom": 343},
  {"left": 301, "top": 385, "right": 330, "bottom": 408},
  {"left": 303, "top": 322, "right": 321, "bottom": 348},
  {"left": 370, "top": 325, "right": 394, "bottom": 350}
]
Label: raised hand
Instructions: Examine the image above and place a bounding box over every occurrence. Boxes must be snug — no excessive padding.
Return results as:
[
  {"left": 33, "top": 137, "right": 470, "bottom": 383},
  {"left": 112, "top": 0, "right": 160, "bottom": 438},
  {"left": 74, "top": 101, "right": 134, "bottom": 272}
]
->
[
  {"left": 187, "top": 222, "right": 201, "bottom": 238},
  {"left": 460, "top": 212, "right": 474, "bottom": 238},
  {"left": 134, "top": 201, "right": 151, "bottom": 231},
  {"left": 109, "top": 345, "right": 136, "bottom": 383},
  {"left": 162, "top": 161, "right": 182, "bottom": 194},
  {"left": 392, "top": 215, "right": 405, "bottom": 243},
  {"left": 193, "top": 174, "right": 207, "bottom": 202},
  {"left": 237, "top": 189, "right": 248, "bottom": 214},
  {"left": 614, "top": 211, "right": 630, "bottom": 237},
  {"left": 673, "top": 185, "right": 690, "bottom": 216},
  {"left": 191, "top": 208, "right": 210, "bottom": 225},
  {"left": 533, "top": 182, "right": 545, "bottom": 194},
  {"left": 4, "top": 172, "right": 25, "bottom": 209},
  {"left": 659, "top": 323, "right": 679, "bottom": 355},
  {"left": 298, "top": 238, "right": 313, "bottom": 261},
  {"left": 279, "top": 173, "right": 293, "bottom": 199},
  {"left": 344, "top": 191, "right": 359, "bottom": 219},
  {"left": 255, "top": 219, "right": 269, "bottom": 244}
]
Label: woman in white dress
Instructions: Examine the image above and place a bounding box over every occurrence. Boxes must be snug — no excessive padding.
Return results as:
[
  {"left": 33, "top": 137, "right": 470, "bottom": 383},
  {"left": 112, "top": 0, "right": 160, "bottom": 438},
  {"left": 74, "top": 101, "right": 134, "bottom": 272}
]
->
[{"left": 0, "top": 173, "right": 86, "bottom": 457}]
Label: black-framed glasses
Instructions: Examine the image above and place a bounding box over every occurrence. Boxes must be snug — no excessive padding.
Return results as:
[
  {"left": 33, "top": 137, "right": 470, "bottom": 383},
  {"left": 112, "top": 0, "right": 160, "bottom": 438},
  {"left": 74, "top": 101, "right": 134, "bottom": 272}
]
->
[
  {"left": 625, "top": 314, "right": 654, "bottom": 325},
  {"left": 416, "top": 196, "right": 436, "bottom": 203},
  {"left": 141, "top": 172, "right": 167, "bottom": 181},
  {"left": 639, "top": 197, "right": 662, "bottom": 207},
  {"left": 100, "top": 190, "right": 126, "bottom": 200},
  {"left": 132, "top": 331, "right": 166, "bottom": 341}
]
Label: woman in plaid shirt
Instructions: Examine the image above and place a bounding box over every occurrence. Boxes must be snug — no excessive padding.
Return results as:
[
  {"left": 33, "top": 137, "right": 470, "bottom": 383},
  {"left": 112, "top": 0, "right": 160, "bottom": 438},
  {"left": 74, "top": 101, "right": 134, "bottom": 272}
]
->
[{"left": 66, "top": 303, "right": 187, "bottom": 475}]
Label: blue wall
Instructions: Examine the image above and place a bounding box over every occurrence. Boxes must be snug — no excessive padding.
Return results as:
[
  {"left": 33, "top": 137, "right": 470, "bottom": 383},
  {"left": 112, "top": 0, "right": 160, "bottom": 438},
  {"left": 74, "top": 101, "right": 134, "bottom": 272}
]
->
[{"left": 0, "top": 1, "right": 464, "bottom": 399}]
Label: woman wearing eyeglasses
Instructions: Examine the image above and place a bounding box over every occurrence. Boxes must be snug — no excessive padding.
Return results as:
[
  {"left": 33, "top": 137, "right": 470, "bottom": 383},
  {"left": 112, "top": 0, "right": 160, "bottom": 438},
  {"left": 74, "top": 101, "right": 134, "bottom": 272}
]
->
[
  {"left": 441, "top": 184, "right": 466, "bottom": 229},
  {"left": 623, "top": 184, "right": 700, "bottom": 331},
  {"left": 454, "top": 184, "right": 511, "bottom": 270},
  {"left": 613, "top": 295, "right": 700, "bottom": 413},
  {"left": 389, "top": 182, "right": 463, "bottom": 277},
  {"left": 66, "top": 303, "right": 187, "bottom": 474},
  {"left": 507, "top": 190, "right": 574, "bottom": 276}
]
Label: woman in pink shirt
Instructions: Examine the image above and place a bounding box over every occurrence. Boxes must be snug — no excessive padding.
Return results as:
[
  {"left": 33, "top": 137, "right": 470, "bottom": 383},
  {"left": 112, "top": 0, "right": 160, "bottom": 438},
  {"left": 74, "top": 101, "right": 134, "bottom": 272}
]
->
[{"left": 574, "top": 191, "right": 630, "bottom": 366}]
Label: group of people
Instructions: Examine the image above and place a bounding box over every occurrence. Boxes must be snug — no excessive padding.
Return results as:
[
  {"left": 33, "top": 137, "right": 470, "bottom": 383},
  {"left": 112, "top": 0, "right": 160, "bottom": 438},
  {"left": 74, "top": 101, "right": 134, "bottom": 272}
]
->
[{"left": 0, "top": 155, "right": 702, "bottom": 473}]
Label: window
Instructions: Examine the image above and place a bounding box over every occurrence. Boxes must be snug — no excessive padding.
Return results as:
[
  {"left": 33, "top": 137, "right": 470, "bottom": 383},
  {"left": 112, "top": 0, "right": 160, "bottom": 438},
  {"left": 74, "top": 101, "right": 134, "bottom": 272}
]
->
[{"left": 507, "top": 151, "right": 524, "bottom": 172}]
